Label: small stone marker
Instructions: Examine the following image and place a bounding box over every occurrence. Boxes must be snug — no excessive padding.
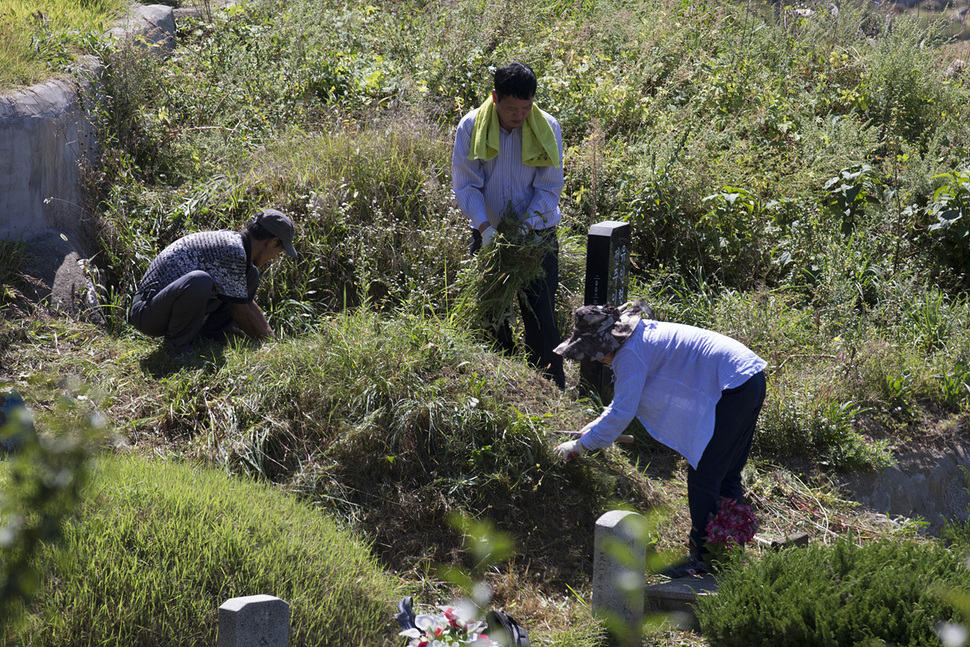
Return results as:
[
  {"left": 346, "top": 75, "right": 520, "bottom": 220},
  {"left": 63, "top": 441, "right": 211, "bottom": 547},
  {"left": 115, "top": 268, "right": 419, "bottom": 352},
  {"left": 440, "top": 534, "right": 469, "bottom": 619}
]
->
[
  {"left": 593, "top": 510, "right": 646, "bottom": 645},
  {"left": 581, "top": 221, "right": 631, "bottom": 401},
  {"left": 218, "top": 595, "right": 290, "bottom": 647},
  {"left": 754, "top": 531, "right": 810, "bottom": 550}
]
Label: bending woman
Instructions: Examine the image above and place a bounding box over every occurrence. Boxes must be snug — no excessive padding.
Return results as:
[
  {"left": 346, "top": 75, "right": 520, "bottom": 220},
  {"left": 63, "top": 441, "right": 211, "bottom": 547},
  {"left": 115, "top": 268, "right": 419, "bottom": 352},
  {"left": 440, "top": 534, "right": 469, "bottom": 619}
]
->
[{"left": 553, "top": 301, "right": 767, "bottom": 578}]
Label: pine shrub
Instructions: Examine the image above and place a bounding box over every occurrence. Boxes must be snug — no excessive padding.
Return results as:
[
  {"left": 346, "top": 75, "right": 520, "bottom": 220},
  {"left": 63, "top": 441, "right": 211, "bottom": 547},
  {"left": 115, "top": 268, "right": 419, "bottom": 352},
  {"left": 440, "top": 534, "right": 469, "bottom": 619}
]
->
[{"left": 696, "top": 538, "right": 970, "bottom": 647}]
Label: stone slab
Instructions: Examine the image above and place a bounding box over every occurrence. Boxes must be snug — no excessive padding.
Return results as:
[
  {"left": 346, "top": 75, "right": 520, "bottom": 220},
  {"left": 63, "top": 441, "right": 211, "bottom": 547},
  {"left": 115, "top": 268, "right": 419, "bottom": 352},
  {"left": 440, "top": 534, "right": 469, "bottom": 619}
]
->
[
  {"left": 581, "top": 220, "right": 631, "bottom": 400},
  {"left": 646, "top": 574, "right": 718, "bottom": 630},
  {"left": 753, "top": 531, "right": 810, "bottom": 550},
  {"left": 218, "top": 594, "right": 290, "bottom": 647}
]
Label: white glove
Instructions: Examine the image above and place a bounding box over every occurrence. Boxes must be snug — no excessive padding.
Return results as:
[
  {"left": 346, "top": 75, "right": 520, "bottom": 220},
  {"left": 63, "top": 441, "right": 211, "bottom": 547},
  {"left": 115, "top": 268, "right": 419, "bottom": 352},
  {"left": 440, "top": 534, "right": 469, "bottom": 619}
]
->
[
  {"left": 481, "top": 225, "right": 497, "bottom": 247},
  {"left": 555, "top": 438, "right": 587, "bottom": 461}
]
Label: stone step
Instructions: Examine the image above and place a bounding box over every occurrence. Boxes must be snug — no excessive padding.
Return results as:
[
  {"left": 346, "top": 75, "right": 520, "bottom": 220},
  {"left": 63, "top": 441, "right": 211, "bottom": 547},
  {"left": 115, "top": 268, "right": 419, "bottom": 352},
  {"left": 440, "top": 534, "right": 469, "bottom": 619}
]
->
[{"left": 646, "top": 573, "right": 717, "bottom": 630}]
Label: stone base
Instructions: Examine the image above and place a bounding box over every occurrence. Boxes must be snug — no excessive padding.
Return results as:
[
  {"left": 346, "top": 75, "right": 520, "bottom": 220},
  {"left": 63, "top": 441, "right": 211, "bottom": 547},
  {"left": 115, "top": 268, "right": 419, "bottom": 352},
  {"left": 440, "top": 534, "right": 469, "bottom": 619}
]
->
[
  {"left": 645, "top": 574, "right": 718, "bottom": 630},
  {"left": 753, "top": 531, "right": 810, "bottom": 550}
]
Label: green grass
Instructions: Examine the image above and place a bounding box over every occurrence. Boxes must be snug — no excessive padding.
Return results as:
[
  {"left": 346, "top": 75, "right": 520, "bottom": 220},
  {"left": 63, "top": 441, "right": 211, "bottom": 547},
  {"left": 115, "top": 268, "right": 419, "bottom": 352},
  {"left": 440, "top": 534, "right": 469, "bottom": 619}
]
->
[
  {"left": 0, "top": 310, "right": 932, "bottom": 646},
  {"left": 3, "top": 452, "right": 401, "bottom": 647},
  {"left": 8, "top": 0, "right": 970, "bottom": 644},
  {"left": 0, "top": 0, "right": 127, "bottom": 89}
]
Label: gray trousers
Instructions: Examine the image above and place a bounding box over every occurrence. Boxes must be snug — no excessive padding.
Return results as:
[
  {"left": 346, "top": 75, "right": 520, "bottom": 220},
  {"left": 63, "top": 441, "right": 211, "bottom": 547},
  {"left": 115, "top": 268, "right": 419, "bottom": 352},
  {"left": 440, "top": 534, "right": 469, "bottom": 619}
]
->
[{"left": 128, "top": 271, "right": 230, "bottom": 355}]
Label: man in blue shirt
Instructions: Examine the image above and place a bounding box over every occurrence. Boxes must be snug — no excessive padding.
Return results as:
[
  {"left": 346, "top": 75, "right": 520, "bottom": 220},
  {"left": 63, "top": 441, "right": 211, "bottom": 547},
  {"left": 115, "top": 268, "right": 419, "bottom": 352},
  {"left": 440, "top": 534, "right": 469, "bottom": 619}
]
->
[{"left": 452, "top": 62, "right": 565, "bottom": 389}]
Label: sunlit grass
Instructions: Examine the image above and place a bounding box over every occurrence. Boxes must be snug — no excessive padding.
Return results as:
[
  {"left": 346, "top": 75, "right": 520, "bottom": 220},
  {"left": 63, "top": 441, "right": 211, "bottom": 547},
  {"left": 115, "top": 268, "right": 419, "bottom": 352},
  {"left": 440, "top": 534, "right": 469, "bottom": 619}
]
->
[
  {"left": 0, "top": 0, "right": 126, "bottom": 89},
  {"left": 8, "top": 0, "right": 970, "bottom": 642}
]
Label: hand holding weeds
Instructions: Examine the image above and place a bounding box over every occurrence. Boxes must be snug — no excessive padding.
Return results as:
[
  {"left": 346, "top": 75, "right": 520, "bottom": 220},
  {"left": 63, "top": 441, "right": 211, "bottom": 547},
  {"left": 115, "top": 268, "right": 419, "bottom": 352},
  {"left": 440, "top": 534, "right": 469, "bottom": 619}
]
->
[{"left": 555, "top": 438, "right": 586, "bottom": 461}]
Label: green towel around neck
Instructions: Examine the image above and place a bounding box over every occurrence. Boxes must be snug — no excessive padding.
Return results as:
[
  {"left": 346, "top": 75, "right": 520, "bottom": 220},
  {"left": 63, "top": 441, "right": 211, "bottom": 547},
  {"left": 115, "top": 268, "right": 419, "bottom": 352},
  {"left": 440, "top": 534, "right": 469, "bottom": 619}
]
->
[{"left": 467, "top": 95, "right": 560, "bottom": 168}]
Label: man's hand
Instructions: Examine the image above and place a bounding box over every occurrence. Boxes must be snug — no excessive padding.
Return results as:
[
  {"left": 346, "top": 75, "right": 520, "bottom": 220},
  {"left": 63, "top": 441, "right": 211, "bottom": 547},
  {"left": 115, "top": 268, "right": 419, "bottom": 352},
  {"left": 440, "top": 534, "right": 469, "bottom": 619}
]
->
[
  {"left": 226, "top": 324, "right": 248, "bottom": 339},
  {"left": 555, "top": 438, "right": 586, "bottom": 461},
  {"left": 230, "top": 301, "right": 274, "bottom": 340},
  {"left": 481, "top": 225, "right": 497, "bottom": 247}
]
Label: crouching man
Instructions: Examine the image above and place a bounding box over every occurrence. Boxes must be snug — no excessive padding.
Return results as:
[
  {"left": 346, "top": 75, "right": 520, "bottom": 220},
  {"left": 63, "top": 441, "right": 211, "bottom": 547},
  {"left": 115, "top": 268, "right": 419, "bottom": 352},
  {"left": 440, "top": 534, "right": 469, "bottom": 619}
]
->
[{"left": 128, "top": 208, "right": 297, "bottom": 361}]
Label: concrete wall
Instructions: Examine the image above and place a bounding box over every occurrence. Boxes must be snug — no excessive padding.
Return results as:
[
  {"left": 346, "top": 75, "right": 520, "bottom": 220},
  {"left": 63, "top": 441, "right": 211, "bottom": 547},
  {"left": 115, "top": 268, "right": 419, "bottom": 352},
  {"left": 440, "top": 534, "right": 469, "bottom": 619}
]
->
[
  {"left": 0, "top": 70, "right": 99, "bottom": 245},
  {"left": 0, "top": 5, "right": 176, "bottom": 319},
  {"left": 0, "top": 4, "right": 176, "bottom": 248},
  {"left": 842, "top": 445, "right": 970, "bottom": 534}
]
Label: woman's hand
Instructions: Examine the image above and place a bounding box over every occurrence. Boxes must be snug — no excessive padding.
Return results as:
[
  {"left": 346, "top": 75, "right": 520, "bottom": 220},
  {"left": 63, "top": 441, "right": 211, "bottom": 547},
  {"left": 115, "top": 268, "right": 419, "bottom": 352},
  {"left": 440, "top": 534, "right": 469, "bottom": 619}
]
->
[{"left": 554, "top": 439, "right": 586, "bottom": 461}]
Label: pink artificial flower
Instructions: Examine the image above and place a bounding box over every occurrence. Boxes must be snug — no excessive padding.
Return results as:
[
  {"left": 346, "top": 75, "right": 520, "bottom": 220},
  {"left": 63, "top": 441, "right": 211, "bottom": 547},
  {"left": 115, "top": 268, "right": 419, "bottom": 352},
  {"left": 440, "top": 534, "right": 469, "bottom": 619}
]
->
[{"left": 705, "top": 497, "right": 758, "bottom": 548}]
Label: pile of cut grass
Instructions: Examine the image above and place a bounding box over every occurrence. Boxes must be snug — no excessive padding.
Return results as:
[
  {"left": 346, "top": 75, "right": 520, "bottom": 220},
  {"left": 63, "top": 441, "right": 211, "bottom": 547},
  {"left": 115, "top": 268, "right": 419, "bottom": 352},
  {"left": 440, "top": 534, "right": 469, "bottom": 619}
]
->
[{"left": 2, "top": 452, "right": 401, "bottom": 647}]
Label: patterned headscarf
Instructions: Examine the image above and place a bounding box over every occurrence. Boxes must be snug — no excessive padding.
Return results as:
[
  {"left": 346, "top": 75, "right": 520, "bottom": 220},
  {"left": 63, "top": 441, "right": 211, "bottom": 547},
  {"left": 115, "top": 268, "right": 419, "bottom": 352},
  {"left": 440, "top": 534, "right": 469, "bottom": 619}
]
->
[{"left": 554, "top": 301, "right": 651, "bottom": 361}]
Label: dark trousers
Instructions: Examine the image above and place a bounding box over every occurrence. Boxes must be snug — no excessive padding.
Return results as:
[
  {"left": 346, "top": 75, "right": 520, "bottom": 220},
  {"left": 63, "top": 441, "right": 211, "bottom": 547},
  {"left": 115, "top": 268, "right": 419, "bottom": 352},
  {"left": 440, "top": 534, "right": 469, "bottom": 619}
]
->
[
  {"left": 128, "top": 271, "right": 229, "bottom": 355},
  {"left": 687, "top": 370, "right": 767, "bottom": 558},
  {"left": 470, "top": 228, "right": 565, "bottom": 389}
]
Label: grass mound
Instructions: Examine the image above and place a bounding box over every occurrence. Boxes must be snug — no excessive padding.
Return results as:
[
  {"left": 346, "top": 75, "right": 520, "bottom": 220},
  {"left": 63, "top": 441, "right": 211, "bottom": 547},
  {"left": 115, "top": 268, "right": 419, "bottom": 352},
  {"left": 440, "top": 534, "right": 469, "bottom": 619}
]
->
[
  {"left": 148, "top": 309, "right": 662, "bottom": 591},
  {"left": 3, "top": 452, "right": 401, "bottom": 647}
]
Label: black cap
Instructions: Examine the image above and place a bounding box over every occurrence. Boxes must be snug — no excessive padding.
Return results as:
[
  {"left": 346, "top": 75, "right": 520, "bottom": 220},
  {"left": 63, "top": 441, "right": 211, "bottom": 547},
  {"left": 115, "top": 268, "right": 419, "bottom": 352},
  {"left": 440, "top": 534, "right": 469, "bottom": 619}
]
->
[{"left": 254, "top": 209, "right": 297, "bottom": 258}]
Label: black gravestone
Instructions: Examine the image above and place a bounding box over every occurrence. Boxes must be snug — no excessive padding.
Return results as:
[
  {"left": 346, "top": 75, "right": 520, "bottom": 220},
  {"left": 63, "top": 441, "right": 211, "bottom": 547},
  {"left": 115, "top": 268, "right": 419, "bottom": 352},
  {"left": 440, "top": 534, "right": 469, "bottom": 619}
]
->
[{"left": 581, "top": 221, "right": 631, "bottom": 401}]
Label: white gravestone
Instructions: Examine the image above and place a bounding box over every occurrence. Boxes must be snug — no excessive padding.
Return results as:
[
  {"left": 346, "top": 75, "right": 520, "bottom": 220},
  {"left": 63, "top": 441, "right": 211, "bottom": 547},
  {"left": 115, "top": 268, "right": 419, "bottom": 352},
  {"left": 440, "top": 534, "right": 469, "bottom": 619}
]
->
[{"left": 218, "top": 594, "right": 290, "bottom": 647}]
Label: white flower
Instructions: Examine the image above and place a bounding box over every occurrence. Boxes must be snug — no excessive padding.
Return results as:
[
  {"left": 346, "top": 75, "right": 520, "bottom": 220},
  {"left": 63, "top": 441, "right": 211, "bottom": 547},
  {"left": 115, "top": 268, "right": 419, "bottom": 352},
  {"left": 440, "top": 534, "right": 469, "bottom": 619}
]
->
[
  {"left": 401, "top": 604, "right": 493, "bottom": 646},
  {"left": 415, "top": 613, "right": 441, "bottom": 631}
]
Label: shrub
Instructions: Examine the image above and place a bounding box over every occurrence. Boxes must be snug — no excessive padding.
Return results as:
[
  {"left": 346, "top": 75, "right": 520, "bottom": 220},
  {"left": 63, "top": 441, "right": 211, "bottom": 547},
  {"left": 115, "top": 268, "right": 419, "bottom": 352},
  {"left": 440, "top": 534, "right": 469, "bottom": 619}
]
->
[
  {"left": 0, "top": 389, "right": 102, "bottom": 629},
  {"left": 924, "top": 167, "right": 970, "bottom": 288},
  {"left": 754, "top": 378, "right": 893, "bottom": 471},
  {"left": 697, "top": 538, "right": 970, "bottom": 647}
]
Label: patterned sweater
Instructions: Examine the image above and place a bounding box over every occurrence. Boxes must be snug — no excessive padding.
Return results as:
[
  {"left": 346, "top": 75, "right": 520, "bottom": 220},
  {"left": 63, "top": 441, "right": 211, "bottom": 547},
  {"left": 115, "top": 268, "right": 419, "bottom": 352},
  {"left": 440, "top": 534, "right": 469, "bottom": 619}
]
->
[{"left": 137, "top": 231, "right": 256, "bottom": 303}]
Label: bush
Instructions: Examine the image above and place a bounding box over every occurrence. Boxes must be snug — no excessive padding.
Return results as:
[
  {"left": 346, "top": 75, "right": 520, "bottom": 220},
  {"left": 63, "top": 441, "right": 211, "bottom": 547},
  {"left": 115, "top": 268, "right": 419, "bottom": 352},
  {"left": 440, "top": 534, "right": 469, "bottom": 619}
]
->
[
  {"left": 697, "top": 538, "right": 970, "bottom": 647},
  {"left": 3, "top": 453, "right": 401, "bottom": 647},
  {"left": 756, "top": 388, "right": 893, "bottom": 471}
]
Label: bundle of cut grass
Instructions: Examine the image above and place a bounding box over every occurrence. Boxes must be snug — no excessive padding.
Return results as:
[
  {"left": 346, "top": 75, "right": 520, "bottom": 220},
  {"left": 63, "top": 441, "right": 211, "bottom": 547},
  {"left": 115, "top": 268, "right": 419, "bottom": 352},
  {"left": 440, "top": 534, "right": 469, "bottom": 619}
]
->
[{"left": 456, "top": 210, "right": 558, "bottom": 334}]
